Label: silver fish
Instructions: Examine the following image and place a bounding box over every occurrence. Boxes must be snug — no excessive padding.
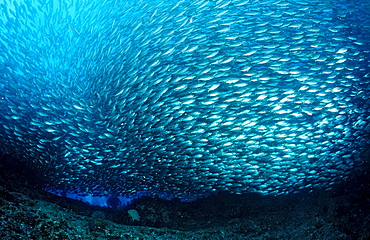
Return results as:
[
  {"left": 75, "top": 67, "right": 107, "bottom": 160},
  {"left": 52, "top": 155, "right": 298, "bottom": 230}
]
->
[{"left": 0, "top": 0, "right": 369, "bottom": 200}]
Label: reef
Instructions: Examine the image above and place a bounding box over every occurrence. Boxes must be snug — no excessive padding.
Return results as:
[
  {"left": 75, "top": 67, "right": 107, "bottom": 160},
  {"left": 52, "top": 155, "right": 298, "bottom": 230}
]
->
[{"left": 0, "top": 153, "right": 369, "bottom": 239}]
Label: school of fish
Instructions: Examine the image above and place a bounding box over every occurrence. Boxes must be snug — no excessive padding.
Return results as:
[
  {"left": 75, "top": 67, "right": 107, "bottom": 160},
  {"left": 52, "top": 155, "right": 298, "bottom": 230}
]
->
[{"left": 0, "top": 0, "right": 369, "bottom": 199}]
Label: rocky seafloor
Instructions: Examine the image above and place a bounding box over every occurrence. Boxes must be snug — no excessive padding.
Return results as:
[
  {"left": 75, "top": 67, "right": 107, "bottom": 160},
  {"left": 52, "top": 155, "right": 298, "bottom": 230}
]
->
[{"left": 0, "top": 152, "right": 369, "bottom": 240}]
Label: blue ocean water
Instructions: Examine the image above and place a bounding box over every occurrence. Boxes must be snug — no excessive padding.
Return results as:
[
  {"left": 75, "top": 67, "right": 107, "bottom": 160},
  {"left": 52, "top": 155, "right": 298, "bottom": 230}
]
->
[{"left": 0, "top": 0, "right": 369, "bottom": 204}]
